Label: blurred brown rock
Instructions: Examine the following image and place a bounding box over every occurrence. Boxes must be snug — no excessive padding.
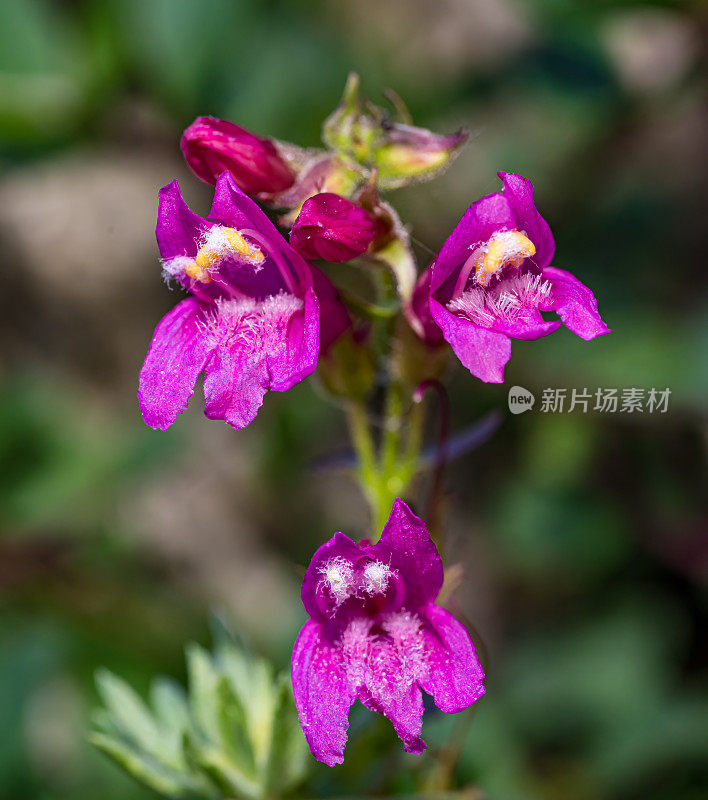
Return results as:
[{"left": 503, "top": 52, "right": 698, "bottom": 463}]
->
[
  {"left": 0, "top": 146, "right": 207, "bottom": 391},
  {"left": 602, "top": 8, "right": 700, "bottom": 95}
]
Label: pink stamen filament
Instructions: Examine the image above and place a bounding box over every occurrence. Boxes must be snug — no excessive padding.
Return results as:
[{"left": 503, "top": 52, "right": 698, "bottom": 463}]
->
[
  {"left": 186, "top": 277, "right": 215, "bottom": 304},
  {"left": 210, "top": 272, "right": 247, "bottom": 301},
  {"left": 240, "top": 228, "right": 299, "bottom": 296},
  {"left": 452, "top": 246, "right": 484, "bottom": 300}
]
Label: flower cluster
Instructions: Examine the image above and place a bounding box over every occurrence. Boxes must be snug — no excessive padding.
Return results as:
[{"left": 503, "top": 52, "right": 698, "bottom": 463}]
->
[{"left": 137, "top": 74, "right": 610, "bottom": 769}]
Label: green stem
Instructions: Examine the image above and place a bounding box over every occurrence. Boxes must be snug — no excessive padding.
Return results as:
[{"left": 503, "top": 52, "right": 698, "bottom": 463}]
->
[
  {"left": 398, "top": 396, "right": 425, "bottom": 487},
  {"left": 340, "top": 289, "right": 400, "bottom": 320},
  {"left": 381, "top": 382, "right": 403, "bottom": 479},
  {"left": 422, "top": 705, "right": 478, "bottom": 792},
  {"left": 345, "top": 400, "right": 378, "bottom": 499},
  {"left": 343, "top": 262, "right": 428, "bottom": 540},
  {"left": 345, "top": 391, "right": 425, "bottom": 541}
]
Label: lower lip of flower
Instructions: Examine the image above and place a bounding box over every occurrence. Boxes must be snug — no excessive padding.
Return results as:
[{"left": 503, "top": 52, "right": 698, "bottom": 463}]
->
[{"left": 449, "top": 272, "right": 552, "bottom": 327}]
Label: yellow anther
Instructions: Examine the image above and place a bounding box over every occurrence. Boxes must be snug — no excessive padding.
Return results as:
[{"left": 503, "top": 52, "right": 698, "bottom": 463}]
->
[
  {"left": 195, "top": 227, "right": 265, "bottom": 274},
  {"left": 184, "top": 260, "right": 212, "bottom": 283},
  {"left": 475, "top": 230, "right": 535, "bottom": 286},
  {"left": 224, "top": 228, "right": 261, "bottom": 260},
  {"left": 194, "top": 247, "right": 219, "bottom": 270}
]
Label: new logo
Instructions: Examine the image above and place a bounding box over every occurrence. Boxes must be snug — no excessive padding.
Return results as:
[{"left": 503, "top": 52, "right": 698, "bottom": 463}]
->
[{"left": 508, "top": 385, "right": 535, "bottom": 414}]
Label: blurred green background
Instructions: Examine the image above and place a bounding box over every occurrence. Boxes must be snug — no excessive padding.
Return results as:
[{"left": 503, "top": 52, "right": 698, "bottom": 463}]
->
[{"left": 1, "top": 0, "right": 706, "bottom": 798}]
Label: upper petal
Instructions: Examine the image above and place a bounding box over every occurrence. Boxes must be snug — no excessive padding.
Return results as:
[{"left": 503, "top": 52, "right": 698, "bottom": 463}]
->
[
  {"left": 499, "top": 172, "right": 555, "bottom": 268},
  {"left": 368, "top": 499, "right": 443, "bottom": 610},
  {"left": 431, "top": 192, "right": 515, "bottom": 294},
  {"left": 418, "top": 603, "right": 486, "bottom": 713},
  {"left": 431, "top": 298, "right": 511, "bottom": 383},
  {"left": 209, "top": 173, "right": 313, "bottom": 294},
  {"left": 543, "top": 266, "right": 611, "bottom": 340},
  {"left": 156, "top": 180, "right": 213, "bottom": 262},
  {"left": 292, "top": 620, "right": 356, "bottom": 767},
  {"left": 138, "top": 297, "right": 213, "bottom": 431}
]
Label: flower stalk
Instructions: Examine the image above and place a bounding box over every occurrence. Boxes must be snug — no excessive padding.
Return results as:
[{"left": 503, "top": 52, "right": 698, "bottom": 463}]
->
[{"left": 107, "top": 72, "right": 611, "bottom": 789}]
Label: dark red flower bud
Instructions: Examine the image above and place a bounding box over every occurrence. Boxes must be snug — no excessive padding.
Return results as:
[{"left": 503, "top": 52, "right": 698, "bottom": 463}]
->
[
  {"left": 181, "top": 116, "right": 295, "bottom": 199},
  {"left": 290, "top": 193, "right": 377, "bottom": 262}
]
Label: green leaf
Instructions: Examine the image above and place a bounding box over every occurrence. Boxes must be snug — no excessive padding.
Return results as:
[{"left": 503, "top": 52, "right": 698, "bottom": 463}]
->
[
  {"left": 184, "top": 730, "right": 262, "bottom": 800},
  {"left": 185, "top": 644, "right": 220, "bottom": 742},
  {"left": 215, "top": 676, "right": 257, "bottom": 779},
  {"left": 95, "top": 668, "right": 161, "bottom": 757},
  {"left": 89, "top": 732, "right": 200, "bottom": 798},
  {"left": 262, "top": 674, "right": 308, "bottom": 794},
  {"left": 150, "top": 677, "right": 192, "bottom": 770},
  {"left": 217, "top": 642, "right": 276, "bottom": 768},
  {"left": 92, "top": 635, "right": 310, "bottom": 799},
  {"left": 151, "top": 677, "right": 190, "bottom": 733}
]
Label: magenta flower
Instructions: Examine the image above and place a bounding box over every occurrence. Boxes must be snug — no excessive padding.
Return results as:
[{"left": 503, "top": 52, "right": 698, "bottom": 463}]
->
[
  {"left": 292, "top": 500, "right": 485, "bottom": 766},
  {"left": 428, "top": 172, "right": 610, "bottom": 382},
  {"left": 181, "top": 116, "right": 296, "bottom": 200},
  {"left": 139, "top": 172, "right": 324, "bottom": 431},
  {"left": 290, "top": 192, "right": 377, "bottom": 262}
]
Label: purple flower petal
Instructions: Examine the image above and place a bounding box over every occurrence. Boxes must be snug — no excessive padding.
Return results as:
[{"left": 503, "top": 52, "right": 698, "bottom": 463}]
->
[
  {"left": 208, "top": 171, "right": 274, "bottom": 235},
  {"left": 202, "top": 290, "right": 314, "bottom": 430},
  {"left": 499, "top": 171, "right": 555, "bottom": 268},
  {"left": 543, "top": 266, "right": 611, "bottom": 340},
  {"left": 202, "top": 325, "right": 270, "bottom": 430},
  {"left": 368, "top": 499, "right": 443, "bottom": 609},
  {"left": 358, "top": 679, "right": 426, "bottom": 755},
  {"left": 310, "top": 265, "right": 351, "bottom": 353},
  {"left": 292, "top": 620, "right": 356, "bottom": 767},
  {"left": 209, "top": 173, "right": 312, "bottom": 292},
  {"left": 430, "top": 299, "right": 511, "bottom": 383},
  {"left": 406, "top": 267, "right": 445, "bottom": 346},
  {"left": 492, "top": 313, "right": 561, "bottom": 340},
  {"left": 431, "top": 192, "right": 516, "bottom": 294},
  {"left": 343, "top": 616, "right": 427, "bottom": 755},
  {"left": 419, "top": 603, "right": 486, "bottom": 713},
  {"left": 138, "top": 297, "right": 213, "bottom": 431},
  {"left": 156, "top": 180, "right": 214, "bottom": 262},
  {"left": 268, "top": 286, "right": 319, "bottom": 391}
]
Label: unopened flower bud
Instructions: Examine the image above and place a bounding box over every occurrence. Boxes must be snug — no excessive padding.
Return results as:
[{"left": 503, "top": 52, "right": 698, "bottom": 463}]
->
[
  {"left": 323, "top": 73, "right": 469, "bottom": 189},
  {"left": 373, "top": 125, "right": 468, "bottom": 189},
  {"left": 181, "top": 116, "right": 296, "bottom": 199},
  {"left": 290, "top": 193, "right": 377, "bottom": 262}
]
